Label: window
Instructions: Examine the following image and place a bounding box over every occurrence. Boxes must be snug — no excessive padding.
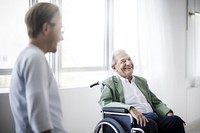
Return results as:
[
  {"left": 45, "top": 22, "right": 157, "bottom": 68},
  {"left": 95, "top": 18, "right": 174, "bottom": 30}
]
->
[
  {"left": 0, "top": 0, "right": 29, "bottom": 89},
  {"left": 57, "top": 0, "right": 108, "bottom": 88},
  {"left": 187, "top": 0, "right": 200, "bottom": 87},
  {"left": 191, "top": 15, "right": 200, "bottom": 86},
  {"left": 57, "top": 0, "right": 143, "bottom": 88},
  {"left": 0, "top": 0, "right": 143, "bottom": 89},
  {"left": 0, "top": 0, "right": 52, "bottom": 90},
  {"left": 195, "top": 16, "right": 200, "bottom": 77}
]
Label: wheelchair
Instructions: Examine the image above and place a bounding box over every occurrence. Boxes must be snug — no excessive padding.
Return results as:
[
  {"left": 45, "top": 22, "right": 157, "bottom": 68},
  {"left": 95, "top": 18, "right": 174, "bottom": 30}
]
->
[{"left": 90, "top": 82, "right": 145, "bottom": 133}]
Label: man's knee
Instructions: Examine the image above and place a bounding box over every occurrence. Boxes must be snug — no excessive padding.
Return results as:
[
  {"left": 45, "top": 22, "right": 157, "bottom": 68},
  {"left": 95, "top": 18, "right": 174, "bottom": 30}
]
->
[
  {"left": 142, "top": 119, "right": 159, "bottom": 133},
  {"left": 169, "top": 115, "right": 185, "bottom": 128},
  {"left": 159, "top": 115, "right": 185, "bottom": 133}
]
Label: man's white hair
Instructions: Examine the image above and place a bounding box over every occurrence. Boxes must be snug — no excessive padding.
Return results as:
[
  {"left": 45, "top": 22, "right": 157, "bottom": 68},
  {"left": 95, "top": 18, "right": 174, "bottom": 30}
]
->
[{"left": 111, "top": 49, "right": 127, "bottom": 68}]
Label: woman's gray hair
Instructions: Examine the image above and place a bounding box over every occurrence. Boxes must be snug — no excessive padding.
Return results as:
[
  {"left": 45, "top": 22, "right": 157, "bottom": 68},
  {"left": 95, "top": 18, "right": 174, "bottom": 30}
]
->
[
  {"left": 25, "top": 2, "right": 60, "bottom": 38},
  {"left": 111, "top": 49, "right": 127, "bottom": 68}
]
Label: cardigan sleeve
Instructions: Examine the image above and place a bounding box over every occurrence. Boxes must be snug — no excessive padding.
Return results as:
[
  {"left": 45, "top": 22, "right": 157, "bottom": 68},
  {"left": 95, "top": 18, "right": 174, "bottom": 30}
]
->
[
  {"left": 134, "top": 75, "right": 172, "bottom": 116},
  {"left": 98, "top": 77, "right": 132, "bottom": 110},
  {"left": 149, "top": 90, "right": 172, "bottom": 116}
]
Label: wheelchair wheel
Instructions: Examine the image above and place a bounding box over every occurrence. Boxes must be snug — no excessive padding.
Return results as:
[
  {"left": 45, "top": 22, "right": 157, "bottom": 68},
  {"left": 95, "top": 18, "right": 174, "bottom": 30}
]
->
[{"left": 94, "top": 118, "right": 125, "bottom": 133}]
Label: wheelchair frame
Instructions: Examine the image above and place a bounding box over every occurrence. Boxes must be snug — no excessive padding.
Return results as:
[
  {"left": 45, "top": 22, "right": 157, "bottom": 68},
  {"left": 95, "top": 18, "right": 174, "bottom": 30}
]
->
[
  {"left": 93, "top": 107, "right": 145, "bottom": 133},
  {"left": 90, "top": 82, "right": 145, "bottom": 133}
]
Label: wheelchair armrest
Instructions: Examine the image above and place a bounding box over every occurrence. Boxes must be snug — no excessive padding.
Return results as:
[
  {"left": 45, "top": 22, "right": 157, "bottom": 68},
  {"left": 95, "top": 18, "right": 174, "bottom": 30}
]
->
[
  {"left": 102, "top": 107, "right": 129, "bottom": 113},
  {"left": 101, "top": 107, "right": 145, "bottom": 133}
]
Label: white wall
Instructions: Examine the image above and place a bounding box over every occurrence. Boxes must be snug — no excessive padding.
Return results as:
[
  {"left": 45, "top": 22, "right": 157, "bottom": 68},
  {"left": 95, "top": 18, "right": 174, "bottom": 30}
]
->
[
  {"left": 187, "top": 87, "right": 200, "bottom": 123},
  {"left": 0, "top": 93, "right": 15, "bottom": 133},
  {"left": 59, "top": 87, "right": 102, "bottom": 133}
]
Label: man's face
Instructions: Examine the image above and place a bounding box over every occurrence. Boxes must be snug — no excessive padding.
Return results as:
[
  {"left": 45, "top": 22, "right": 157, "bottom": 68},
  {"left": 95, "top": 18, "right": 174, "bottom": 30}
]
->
[
  {"left": 113, "top": 52, "right": 134, "bottom": 79},
  {"left": 47, "top": 14, "right": 63, "bottom": 53}
]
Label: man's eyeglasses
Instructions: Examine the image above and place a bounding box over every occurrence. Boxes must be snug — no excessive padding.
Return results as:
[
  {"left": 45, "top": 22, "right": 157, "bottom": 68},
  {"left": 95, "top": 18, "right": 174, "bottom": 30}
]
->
[
  {"left": 48, "top": 22, "right": 64, "bottom": 34},
  {"left": 61, "top": 26, "right": 65, "bottom": 34}
]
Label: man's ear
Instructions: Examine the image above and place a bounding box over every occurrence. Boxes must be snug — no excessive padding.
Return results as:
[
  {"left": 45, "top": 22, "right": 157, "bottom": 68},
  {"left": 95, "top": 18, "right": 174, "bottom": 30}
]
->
[
  {"left": 42, "top": 22, "right": 49, "bottom": 35},
  {"left": 112, "top": 65, "right": 115, "bottom": 70}
]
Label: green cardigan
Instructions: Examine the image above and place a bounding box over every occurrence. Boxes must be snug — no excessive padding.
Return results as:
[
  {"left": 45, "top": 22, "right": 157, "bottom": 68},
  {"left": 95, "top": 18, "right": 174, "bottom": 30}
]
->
[{"left": 98, "top": 75, "right": 172, "bottom": 116}]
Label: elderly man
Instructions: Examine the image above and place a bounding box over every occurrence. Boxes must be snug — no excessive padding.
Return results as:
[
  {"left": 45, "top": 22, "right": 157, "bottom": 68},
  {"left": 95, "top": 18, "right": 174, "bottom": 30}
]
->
[
  {"left": 9, "top": 3, "right": 67, "bottom": 133},
  {"left": 99, "top": 49, "right": 185, "bottom": 133}
]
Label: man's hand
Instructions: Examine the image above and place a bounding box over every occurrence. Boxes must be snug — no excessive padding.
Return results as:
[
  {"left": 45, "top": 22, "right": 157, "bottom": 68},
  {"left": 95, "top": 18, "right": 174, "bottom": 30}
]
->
[
  {"left": 167, "top": 112, "right": 173, "bottom": 116},
  {"left": 129, "top": 107, "right": 148, "bottom": 127}
]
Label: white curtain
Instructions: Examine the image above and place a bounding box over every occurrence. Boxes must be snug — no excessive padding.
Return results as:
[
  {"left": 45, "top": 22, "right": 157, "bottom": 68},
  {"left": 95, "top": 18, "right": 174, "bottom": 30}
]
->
[
  {"left": 113, "top": 0, "right": 168, "bottom": 77},
  {"left": 137, "top": 0, "right": 171, "bottom": 88},
  {"left": 113, "top": 0, "right": 185, "bottom": 94}
]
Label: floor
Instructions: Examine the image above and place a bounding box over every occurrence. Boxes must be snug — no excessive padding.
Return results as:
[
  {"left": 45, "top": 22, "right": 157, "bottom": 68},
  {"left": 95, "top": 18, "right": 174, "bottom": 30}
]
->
[{"left": 185, "top": 122, "right": 200, "bottom": 133}]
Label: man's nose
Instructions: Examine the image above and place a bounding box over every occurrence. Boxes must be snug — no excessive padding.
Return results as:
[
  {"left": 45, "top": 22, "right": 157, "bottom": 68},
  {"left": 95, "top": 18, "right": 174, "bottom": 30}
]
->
[
  {"left": 126, "top": 60, "right": 131, "bottom": 65},
  {"left": 59, "top": 33, "right": 64, "bottom": 41}
]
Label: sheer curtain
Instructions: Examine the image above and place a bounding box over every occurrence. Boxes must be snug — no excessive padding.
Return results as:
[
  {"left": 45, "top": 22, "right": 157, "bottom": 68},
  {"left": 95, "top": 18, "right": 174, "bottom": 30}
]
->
[
  {"left": 138, "top": 0, "right": 186, "bottom": 95},
  {"left": 137, "top": 0, "right": 169, "bottom": 87},
  {"left": 113, "top": 0, "right": 167, "bottom": 79},
  {"left": 113, "top": 0, "right": 184, "bottom": 94}
]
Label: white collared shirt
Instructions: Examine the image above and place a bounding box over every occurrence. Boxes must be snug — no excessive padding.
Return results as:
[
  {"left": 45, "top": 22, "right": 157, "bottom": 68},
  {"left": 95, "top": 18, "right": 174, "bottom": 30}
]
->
[{"left": 117, "top": 75, "right": 153, "bottom": 113}]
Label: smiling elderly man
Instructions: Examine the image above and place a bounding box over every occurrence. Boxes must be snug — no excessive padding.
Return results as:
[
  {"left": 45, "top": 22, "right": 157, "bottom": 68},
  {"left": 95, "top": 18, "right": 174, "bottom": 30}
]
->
[{"left": 99, "top": 49, "right": 185, "bottom": 133}]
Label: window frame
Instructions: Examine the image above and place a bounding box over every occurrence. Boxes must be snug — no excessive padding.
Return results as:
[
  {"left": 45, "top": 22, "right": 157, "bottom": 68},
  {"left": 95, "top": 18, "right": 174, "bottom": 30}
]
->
[
  {"left": 0, "top": 0, "right": 115, "bottom": 89},
  {"left": 56, "top": 0, "right": 112, "bottom": 73},
  {"left": 54, "top": 0, "right": 114, "bottom": 88}
]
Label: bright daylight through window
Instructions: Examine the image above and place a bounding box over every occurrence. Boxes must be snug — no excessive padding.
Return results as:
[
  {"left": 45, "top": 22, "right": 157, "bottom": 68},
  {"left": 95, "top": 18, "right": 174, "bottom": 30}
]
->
[
  {"left": 58, "top": 0, "right": 107, "bottom": 88},
  {"left": 0, "top": 0, "right": 142, "bottom": 89},
  {"left": 0, "top": 0, "right": 28, "bottom": 89}
]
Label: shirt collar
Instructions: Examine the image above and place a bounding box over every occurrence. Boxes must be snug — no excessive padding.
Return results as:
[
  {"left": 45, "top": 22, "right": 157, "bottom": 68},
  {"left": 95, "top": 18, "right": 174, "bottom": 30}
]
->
[
  {"left": 29, "top": 43, "right": 45, "bottom": 54},
  {"left": 116, "top": 74, "right": 135, "bottom": 83}
]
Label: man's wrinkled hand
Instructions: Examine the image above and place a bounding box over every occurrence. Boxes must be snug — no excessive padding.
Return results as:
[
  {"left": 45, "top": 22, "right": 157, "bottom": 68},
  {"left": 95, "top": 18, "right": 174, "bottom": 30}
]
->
[{"left": 130, "top": 107, "right": 148, "bottom": 127}]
